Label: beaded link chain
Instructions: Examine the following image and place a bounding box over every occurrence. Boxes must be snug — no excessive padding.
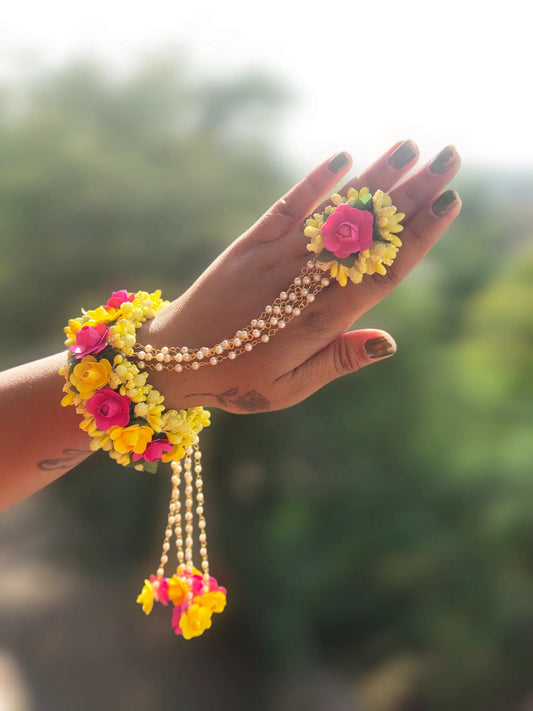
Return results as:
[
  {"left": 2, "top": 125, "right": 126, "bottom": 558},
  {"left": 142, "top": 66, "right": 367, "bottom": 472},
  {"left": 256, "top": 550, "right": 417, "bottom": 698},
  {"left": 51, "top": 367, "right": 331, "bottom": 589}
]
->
[
  {"left": 61, "top": 187, "right": 404, "bottom": 641},
  {"left": 134, "top": 261, "right": 329, "bottom": 372}
]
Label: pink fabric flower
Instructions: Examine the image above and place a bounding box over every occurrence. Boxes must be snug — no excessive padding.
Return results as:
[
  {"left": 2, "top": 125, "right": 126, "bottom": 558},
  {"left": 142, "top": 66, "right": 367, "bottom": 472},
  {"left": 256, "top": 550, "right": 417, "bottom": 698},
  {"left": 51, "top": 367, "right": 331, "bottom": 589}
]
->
[
  {"left": 132, "top": 437, "right": 174, "bottom": 462},
  {"left": 322, "top": 204, "right": 374, "bottom": 259},
  {"left": 69, "top": 322, "right": 109, "bottom": 359},
  {"left": 171, "top": 605, "right": 184, "bottom": 636},
  {"left": 191, "top": 573, "right": 226, "bottom": 596},
  {"left": 107, "top": 290, "right": 134, "bottom": 309},
  {"left": 150, "top": 575, "right": 169, "bottom": 606},
  {"left": 85, "top": 388, "right": 131, "bottom": 429}
]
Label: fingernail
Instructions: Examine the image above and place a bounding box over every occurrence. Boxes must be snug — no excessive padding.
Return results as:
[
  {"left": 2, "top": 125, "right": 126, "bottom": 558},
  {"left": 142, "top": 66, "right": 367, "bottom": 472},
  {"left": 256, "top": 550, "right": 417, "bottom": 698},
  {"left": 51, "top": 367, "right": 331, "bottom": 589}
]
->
[
  {"left": 429, "top": 145, "right": 459, "bottom": 174},
  {"left": 431, "top": 190, "right": 459, "bottom": 216},
  {"left": 388, "top": 140, "right": 417, "bottom": 169},
  {"left": 328, "top": 152, "right": 349, "bottom": 173},
  {"left": 365, "top": 336, "right": 396, "bottom": 360}
]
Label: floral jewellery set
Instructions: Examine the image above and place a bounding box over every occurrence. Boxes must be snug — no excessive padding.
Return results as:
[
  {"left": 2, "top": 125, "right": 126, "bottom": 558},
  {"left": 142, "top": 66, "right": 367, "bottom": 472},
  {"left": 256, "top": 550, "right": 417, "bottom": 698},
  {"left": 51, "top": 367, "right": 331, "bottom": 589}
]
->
[{"left": 60, "top": 187, "right": 404, "bottom": 639}]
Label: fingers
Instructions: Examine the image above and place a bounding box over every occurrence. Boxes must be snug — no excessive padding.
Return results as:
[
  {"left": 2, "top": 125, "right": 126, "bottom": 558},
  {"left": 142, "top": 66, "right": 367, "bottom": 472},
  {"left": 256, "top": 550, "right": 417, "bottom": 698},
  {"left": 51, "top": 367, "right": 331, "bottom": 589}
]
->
[
  {"left": 315, "top": 139, "right": 419, "bottom": 215},
  {"left": 391, "top": 145, "right": 461, "bottom": 216},
  {"left": 246, "top": 151, "right": 353, "bottom": 244},
  {"left": 273, "top": 329, "right": 396, "bottom": 408}
]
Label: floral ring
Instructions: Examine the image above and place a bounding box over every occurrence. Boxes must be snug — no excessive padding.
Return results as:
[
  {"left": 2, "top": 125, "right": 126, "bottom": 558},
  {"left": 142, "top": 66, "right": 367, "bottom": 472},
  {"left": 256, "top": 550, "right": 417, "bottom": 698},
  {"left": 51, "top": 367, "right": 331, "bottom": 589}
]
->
[{"left": 304, "top": 187, "right": 405, "bottom": 286}]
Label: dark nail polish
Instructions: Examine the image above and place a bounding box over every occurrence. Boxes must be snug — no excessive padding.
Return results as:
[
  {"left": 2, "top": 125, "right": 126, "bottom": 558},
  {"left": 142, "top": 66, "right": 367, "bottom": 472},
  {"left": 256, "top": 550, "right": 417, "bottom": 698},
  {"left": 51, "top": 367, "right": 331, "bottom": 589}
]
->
[
  {"left": 429, "top": 145, "right": 459, "bottom": 174},
  {"left": 388, "top": 140, "right": 417, "bottom": 169},
  {"left": 431, "top": 190, "right": 458, "bottom": 216},
  {"left": 328, "top": 152, "right": 349, "bottom": 173},
  {"left": 365, "top": 336, "right": 396, "bottom": 360}
]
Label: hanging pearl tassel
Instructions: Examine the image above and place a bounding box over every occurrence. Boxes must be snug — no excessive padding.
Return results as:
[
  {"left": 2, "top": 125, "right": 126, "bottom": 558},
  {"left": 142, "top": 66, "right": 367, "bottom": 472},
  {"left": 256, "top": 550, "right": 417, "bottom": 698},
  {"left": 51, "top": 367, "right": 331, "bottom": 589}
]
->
[{"left": 137, "top": 441, "right": 226, "bottom": 639}]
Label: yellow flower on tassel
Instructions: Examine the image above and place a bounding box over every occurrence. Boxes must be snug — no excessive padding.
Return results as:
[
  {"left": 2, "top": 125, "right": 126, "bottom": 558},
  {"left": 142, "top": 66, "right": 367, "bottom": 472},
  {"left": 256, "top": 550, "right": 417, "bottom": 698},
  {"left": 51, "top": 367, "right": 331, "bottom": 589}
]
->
[
  {"left": 167, "top": 576, "right": 190, "bottom": 606},
  {"left": 137, "top": 579, "right": 154, "bottom": 615},
  {"left": 179, "top": 604, "right": 213, "bottom": 640}
]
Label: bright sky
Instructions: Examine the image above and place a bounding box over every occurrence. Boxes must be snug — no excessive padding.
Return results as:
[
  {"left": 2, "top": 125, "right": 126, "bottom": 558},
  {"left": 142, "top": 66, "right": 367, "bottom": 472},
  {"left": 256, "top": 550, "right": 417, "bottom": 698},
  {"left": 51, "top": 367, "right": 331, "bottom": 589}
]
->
[{"left": 1, "top": 0, "right": 530, "bottom": 173}]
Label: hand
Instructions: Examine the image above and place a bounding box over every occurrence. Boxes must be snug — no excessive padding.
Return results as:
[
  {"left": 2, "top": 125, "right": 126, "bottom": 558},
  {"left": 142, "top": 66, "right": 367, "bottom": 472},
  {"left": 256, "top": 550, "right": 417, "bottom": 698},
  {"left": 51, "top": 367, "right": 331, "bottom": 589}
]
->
[{"left": 140, "top": 141, "right": 461, "bottom": 413}]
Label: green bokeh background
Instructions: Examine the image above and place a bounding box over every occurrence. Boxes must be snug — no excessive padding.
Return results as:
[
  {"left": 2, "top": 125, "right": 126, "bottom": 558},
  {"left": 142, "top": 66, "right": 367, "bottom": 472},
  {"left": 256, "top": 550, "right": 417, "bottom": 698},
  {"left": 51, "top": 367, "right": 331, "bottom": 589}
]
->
[{"left": 1, "top": 60, "right": 533, "bottom": 711}]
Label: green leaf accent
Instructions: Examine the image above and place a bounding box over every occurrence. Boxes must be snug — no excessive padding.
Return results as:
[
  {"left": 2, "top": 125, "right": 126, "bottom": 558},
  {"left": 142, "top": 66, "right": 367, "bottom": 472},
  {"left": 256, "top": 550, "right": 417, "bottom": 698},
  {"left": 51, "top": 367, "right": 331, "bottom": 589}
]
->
[
  {"left": 317, "top": 248, "right": 338, "bottom": 263},
  {"left": 354, "top": 194, "right": 374, "bottom": 211},
  {"left": 142, "top": 460, "right": 159, "bottom": 474},
  {"left": 337, "top": 254, "right": 357, "bottom": 268},
  {"left": 322, "top": 211, "right": 330, "bottom": 222}
]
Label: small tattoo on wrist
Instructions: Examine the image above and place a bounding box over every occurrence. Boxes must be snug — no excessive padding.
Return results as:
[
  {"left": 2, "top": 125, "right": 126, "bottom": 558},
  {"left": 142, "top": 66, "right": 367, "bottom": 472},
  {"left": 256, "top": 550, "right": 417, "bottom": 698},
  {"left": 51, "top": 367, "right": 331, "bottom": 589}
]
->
[{"left": 38, "top": 448, "right": 92, "bottom": 471}]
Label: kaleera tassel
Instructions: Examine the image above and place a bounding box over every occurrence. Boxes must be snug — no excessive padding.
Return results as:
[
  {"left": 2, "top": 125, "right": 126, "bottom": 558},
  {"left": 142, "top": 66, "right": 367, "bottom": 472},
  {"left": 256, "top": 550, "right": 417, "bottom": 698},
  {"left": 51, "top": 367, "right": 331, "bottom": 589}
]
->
[{"left": 136, "top": 441, "right": 227, "bottom": 639}]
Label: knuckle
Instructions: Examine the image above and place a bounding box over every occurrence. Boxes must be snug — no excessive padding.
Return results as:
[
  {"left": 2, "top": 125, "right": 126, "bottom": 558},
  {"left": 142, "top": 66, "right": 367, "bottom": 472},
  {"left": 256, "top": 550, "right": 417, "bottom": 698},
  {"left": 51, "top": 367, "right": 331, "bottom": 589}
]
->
[
  {"left": 333, "top": 337, "right": 362, "bottom": 376},
  {"left": 269, "top": 197, "right": 298, "bottom": 224}
]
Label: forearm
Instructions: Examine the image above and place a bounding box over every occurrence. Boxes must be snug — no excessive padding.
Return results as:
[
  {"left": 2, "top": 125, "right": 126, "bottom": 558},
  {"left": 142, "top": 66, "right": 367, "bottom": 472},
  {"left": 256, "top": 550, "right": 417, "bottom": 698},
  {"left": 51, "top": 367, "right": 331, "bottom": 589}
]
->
[{"left": 0, "top": 352, "right": 93, "bottom": 511}]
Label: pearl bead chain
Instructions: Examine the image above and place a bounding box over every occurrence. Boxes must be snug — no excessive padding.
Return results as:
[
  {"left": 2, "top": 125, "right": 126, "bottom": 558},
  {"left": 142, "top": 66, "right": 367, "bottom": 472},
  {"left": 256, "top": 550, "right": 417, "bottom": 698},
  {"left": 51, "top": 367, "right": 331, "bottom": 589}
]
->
[
  {"left": 157, "top": 440, "right": 211, "bottom": 587},
  {"left": 134, "top": 261, "right": 329, "bottom": 372}
]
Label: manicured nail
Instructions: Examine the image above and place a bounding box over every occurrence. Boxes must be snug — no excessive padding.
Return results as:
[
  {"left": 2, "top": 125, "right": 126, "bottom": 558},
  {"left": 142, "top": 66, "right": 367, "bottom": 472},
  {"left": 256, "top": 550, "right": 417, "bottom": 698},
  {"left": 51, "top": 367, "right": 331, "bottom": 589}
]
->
[
  {"left": 365, "top": 336, "right": 396, "bottom": 360},
  {"left": 328, "top": 152, "right": 349, "bottom": 173},
  {"left": 431, "top": 190, "right": 459, "bottom": 217},
  {"left": 429, "top": 145, "right": 459, "bottom": 174},
  {"left": 388, "top": 140, "right": 417, "bottom": 169}
]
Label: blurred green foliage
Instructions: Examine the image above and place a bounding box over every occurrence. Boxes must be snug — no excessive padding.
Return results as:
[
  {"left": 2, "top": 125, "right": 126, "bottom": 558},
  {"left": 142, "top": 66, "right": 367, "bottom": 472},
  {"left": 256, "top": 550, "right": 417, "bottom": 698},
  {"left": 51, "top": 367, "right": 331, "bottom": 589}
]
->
[{"left": 1, "top": 59, "right": 533, "bottom": 710}]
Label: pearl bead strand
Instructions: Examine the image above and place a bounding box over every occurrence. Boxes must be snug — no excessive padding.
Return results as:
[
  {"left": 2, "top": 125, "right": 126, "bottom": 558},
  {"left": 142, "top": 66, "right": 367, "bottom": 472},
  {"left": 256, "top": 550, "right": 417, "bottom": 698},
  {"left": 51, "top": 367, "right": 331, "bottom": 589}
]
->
[{"left": 134, "top": 261, "right": 329, "bottom": 372}]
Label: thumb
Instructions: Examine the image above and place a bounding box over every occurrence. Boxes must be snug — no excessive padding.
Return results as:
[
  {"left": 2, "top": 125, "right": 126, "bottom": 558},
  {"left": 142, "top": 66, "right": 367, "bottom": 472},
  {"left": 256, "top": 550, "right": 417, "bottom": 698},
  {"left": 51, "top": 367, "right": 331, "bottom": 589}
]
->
[{"left": 276, "top": 329, "right": 397, "bottom": 407}]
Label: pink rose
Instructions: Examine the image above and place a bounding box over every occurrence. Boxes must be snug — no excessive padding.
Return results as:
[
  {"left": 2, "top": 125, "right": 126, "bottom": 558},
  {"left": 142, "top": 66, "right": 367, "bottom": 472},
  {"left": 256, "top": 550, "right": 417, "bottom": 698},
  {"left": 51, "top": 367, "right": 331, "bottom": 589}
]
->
[
  {"left": 132, "top": 437, "right": 174, "bottom": 463},
  {"left": 322, "top": 204, "right": 374, "bottom": 259},
  {"left": 69, "top": 322, "right": 109, "bottom": 359},
  {"left": 85, "top": 388, "right": 131, "bottom": 429},
  {"left": 171, "top": 604, "right": 184, "bottom": 636},
  {"left": 150, "top": 575, "right": 169, "bottom": 606},
  {"left": 107, "top": 290, "right": 134, "bottom": 309}
]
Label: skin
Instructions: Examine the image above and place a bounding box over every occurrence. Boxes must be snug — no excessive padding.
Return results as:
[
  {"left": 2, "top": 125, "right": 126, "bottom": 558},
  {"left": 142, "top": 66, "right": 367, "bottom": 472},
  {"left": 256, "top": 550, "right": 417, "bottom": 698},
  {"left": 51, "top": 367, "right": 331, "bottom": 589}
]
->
[{"left": 0, "top": 141, "right": 461, "bottom": 511}]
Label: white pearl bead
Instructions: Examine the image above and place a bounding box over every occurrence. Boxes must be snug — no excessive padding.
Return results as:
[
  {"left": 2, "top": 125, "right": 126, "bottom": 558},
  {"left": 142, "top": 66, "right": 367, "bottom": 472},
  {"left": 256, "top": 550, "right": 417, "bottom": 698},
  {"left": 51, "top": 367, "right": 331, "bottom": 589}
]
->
[
  {"left": 201, "top": 347, "right": 210, "bottom": 354},
  {"left": 270, "top": 317, "right": 278, "bottom": 326},
  {"left": 313, "top": 273, "right": 321, "bottom": 282},
  {"left": 200, "top": 547, "right": 207, "bottom": 557},
  {"left": 321, "top": 278, "right": 330, "bottom": 287},
  {"left": 234, "top": 338, "right": 241, "bottom": 347},
  {"left": 138, "top": 351, "right": 145, "bottom": 360},
  {"left": 252, "top": 329, "right": 260, "bottom": 338},
  {"left": 196, "top": 506, "right": 204, "bottom": 515},
  {"left": 199, "top": 533, "right": 207, "bottom": 543},
  {"left": 307, "top": 294, "right": 315, "bottom": 302},
  {"left": 221, "top": 339, "right": 229, "bottom": 349},
  {"left": 157, "top": 567, "right": 165, "bottom": 577},
  {"left": 138, "top": 362, "right": 145, "bottom": 369},
  {"left": 307, "top": 260, "right": 315, "bottom": 269},
  {"left": 194, "top": 465, "right": 202, "bottom": 473},
  {"left": 280, "top": 292, "right": 288, "bottom": 300},
  {"left": 161, "top": 555, "right": 168, "bottom": 564},
  {"left": 251, "top": 320, "right": 258, "bottom": 327},
  {"left": 265, "top": 305, "right": 273, "bottom": 314},
  {"left": 201, "top": 561, "right": 209, "bottom": 570},
  {"left": 289, "top": 293, "right": 296, "bottom": 301},
  {"left": 155, "top": 363, "right": 163, "bottom": 371},
  {"left": 145, "top": 344, "right": 153, "bottom": 352},
  {"left": 171, "top": 474, "right": 179, "bottom": 485},
  {"left": 210, "top": 357, "right": 217, "bottom": 365},
  {"left": 215, "top": 345, "right": 223, "bottom": 355},
  {"left": 174, "top": 364, "right": 183, "bottom": 372},
  {"left": 161, "top": 346, "right": 169, "bottom": 354},
  {"left": 301, "top": 289, "right": 309, "bottom": 296},
  {"left": 191, "top": 362, "right": 200, "bottom": 370},
  {"left": 164, "top": 354, "right": 171, "bottom": 362},
  {"left": 197, "top": 493, "right": 204, "bottom": 502},
  {"left": 293, "top": 308, "right": 301, "bottom": 317},
  {"left": 284, "top": 306, "right": 292, "bottom": 314},
  {"left": 185, "top": 551, "right": 192, "bottom": 561},
  {"left": 303, "top": 276, "right": 311, "bottom": 285},
  {"left": 257, "top": 319, "right": 265, "bottom": 328},
  {"left": 273, "top": 306, "right": 281, "bottom": 314},
  {"left": 145, "top": 354, "right": 153, "bottom": 361},
  {"left": 245, "top": 343, "right": 253, "bottom": 351},
  {"left": 294, "top": 277, "right": 302, "bottom": 286},
  {"left": 261, "top": 334, "right": 270, "bottom": 343},
  {"left": 196, "top": 351, "right": 204, "bottom": 360},
  {"left": 228, "top": 351, "right": 236, "bottom": 360},
  {"left": 278, "top": 321, "right": 286, "bottom": 329},
  {"left": 181, "top": 346, "right": 188, "bottom": 353},
  {"left": 199, "top": 520, "right": 206, "bottom": 529}
]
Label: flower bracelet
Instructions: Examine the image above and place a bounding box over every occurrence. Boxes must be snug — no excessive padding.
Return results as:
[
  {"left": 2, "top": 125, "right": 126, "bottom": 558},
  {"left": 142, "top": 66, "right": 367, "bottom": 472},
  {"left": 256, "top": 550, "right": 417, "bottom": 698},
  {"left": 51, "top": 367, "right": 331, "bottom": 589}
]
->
[{"left": 60, "top": 188, "right": 404, "bottom": 639}]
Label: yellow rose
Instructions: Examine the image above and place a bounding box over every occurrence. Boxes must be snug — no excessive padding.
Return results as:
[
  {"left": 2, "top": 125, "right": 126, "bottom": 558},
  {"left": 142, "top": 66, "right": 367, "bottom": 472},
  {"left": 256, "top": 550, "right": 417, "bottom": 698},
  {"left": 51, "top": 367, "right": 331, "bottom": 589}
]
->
[
  {"left": 195, "top": 591, "right": 226, "bottom": 614},
  {"left": 109, "top": 424, "right": 153, "bottom": 454},
  {"left": 167, "top": 575, "right": 189, "bottom": 606},
  {"left": 136, "top": 579, "right": 154, "bottom": 615},
  {"left": 70, "top": 357, "right": 112, "bottom": 397},
  {"left": 180, "top": 603, "right": 212, "bottom": 640}
]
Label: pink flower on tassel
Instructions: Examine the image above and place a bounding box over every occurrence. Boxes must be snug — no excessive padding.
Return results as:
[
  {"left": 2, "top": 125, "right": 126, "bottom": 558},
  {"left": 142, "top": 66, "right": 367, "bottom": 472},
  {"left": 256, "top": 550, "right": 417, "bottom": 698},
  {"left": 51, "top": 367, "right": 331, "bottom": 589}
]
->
[
  {"left": 150, "top": 575, "right": 169, "bottom": 606},
  {"left": 69, "top": 322, "right": 109, "bottom": 359}
]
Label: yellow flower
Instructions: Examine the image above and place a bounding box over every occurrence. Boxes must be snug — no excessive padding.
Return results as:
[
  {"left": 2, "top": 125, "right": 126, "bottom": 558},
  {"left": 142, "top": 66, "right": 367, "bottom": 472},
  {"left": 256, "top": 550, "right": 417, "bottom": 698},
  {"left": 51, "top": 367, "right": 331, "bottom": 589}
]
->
[
  {"left": 109, "top": 424, "right": 153, "bottom": 454},
  {"left": 195, "top": 591, "right": 226, "bottom": 614},
  {"left": 179, "top": 603, "right": 213, "bottom": 640},
  {"left": 168, "top": 575, "right": 190, "bottom": 605},
  {"left": 69, "top": 357, "right": 112, "bottom": 397},
  {"left": 136, "top": 579, "right": 154, "bottom": 615}
]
